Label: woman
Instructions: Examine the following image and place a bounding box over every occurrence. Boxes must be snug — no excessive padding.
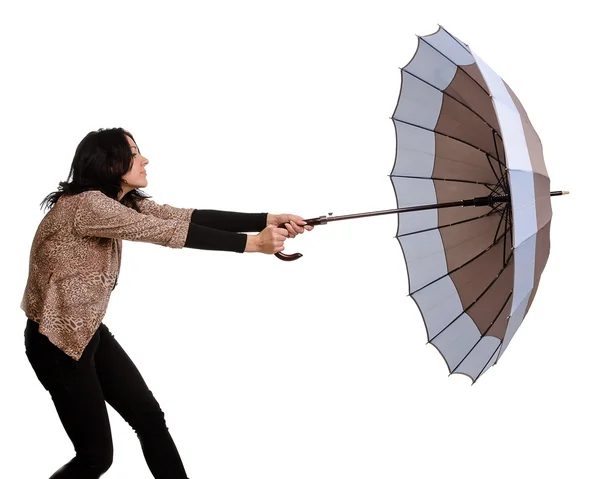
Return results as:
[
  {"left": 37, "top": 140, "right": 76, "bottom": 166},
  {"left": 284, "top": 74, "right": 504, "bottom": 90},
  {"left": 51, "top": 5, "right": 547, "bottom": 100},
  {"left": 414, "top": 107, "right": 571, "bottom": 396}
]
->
[{"left": 21, "top": 127, "right": 312, "bottom": 478}]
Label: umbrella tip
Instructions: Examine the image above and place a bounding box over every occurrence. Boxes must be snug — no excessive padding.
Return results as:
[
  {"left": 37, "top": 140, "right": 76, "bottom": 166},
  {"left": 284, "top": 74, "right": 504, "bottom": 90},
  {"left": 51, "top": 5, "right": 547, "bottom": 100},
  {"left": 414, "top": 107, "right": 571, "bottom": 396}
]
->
[{"left": 563, "top": 190, "right": 570, "bottom": 195}]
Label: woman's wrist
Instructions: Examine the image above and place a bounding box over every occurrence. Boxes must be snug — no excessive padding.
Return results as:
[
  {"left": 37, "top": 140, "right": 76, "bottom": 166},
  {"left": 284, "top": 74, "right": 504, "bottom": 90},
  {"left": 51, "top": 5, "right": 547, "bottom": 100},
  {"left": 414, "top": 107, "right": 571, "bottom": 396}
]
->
[{"left": 244, "top": 234, "right": 259, "bottom": 253}]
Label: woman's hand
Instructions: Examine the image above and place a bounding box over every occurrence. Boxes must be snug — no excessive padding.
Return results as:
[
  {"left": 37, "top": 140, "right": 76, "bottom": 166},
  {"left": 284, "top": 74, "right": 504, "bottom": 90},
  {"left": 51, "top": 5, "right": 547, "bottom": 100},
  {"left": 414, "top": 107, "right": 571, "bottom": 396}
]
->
[
  {"left": 245, "top": 225, "right": 289, "bottom": 254},
  {"left": 266, "top": 213, "right": 314, "bottom": 239}
]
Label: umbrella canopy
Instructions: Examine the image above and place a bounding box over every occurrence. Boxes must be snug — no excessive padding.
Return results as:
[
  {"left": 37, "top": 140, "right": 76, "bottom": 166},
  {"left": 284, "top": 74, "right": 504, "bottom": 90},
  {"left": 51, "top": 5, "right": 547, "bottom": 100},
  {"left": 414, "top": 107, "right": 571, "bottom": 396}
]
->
[
  {"left": 391, "top": 26, "right": 553, "bottom": 381},
  {"left": 275, "top": 25, "right": 566, "bottom": 382}
]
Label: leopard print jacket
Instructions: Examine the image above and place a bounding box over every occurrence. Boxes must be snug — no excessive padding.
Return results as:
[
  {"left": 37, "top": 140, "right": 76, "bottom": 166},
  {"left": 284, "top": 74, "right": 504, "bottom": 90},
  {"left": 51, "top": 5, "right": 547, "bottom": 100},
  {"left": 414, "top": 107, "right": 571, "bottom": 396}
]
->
[{"left": 21, "top": 190, "right": 194, "bottom": 360}]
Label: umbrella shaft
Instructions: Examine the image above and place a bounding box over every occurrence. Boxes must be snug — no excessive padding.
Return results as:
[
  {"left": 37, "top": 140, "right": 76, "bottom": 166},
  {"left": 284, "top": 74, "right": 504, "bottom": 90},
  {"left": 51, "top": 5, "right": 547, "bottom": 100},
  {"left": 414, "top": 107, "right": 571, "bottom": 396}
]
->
[{"left": 304, "top": 192, "right": 566, "bottom": 226}]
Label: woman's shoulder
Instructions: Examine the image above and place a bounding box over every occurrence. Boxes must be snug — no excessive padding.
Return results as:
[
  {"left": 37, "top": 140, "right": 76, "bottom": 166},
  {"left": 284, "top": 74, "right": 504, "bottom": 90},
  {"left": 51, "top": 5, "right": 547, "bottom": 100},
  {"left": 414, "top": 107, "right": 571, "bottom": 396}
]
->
[
  {"left": 75, "top": 190, "right": 106, "bottom": 200},
  {"left": 65, "top": 190, "right": 116, "bottom": 210},
  {"left": 59, "top": 190, "right": 142, "bottom": 217},
  {"left": 56, "top": 189, "right": 104, "bottom": 205}
]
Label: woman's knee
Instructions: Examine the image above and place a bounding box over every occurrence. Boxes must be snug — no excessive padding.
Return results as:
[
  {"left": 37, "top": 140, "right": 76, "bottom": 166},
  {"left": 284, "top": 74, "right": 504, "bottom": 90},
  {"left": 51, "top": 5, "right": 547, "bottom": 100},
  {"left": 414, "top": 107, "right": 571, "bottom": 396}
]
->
[
  {"left": 84, "top": 447, "right": 113, "bottom": 475},
  {"left": 76, "top": 437, "right": 114, "bottom": 475},
  {"left": 49, "top": 447, "right": 113, "bottom": 478},
  {"left": 135, "top": 406, "right": 168, "bottom": 435}
]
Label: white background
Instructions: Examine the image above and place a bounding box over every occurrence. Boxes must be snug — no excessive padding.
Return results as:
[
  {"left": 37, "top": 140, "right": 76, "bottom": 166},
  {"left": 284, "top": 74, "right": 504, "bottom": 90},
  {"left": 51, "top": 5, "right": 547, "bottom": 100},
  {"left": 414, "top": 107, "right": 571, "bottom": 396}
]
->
[{"left": 1, "top": 1, "right": 596, "bottom": 478}]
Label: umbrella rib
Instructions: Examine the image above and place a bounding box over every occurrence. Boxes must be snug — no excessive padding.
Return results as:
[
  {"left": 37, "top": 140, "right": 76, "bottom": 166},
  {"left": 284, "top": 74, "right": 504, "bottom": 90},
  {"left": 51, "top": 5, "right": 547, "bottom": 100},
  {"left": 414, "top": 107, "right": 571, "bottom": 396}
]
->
[
  {"left": 419, "top": 35, "right": 493, "bottom": 111},
  {"left": 428, "top": 250, "right": 515, "bottom": 343},
  {"left": 492, "top": 132, "right": 507, "bottom": 168},
  {"left": 493, "top": 203, "right": 509, "bottom": 244},
  {"left": 502, "top": 172, "right": 510, "bottom": 195},
  {"left": 390, "top": 173, "right": 497, "bottom": 188},
  {"left": 436, "top": 27, "right": 472, "bottom": 55},
  {"left": 490, "top": 284, "right": 539, "bottom": 368},
  {"left": 412, "top": 229, "right": 510, "bottom": 297},
  {"left": 484, "top": 183, "right": 506, "bottom": 195},
  {"left": 487, "top": 135, "right": 506, "bottom": 193},
  {"left": 490, "top": 179, "right": 506, "bottom": 196},
  {"left": 472, "top": 342, "right": 503, "bottom": 384},
  {"left": 502, "top": 212, "right": 509, "bottom": 266},
  {"left": 450, "top": 290, "right": 513, "bottom": 375},
  {"left": 486, "top": 154, "right": 504, "bottom": 186},
  {"left": 490, "top": 340, "right": 505, "bottom": 369},
  {"left": 397, "top": 208, "right": 503, "bottom": 238},
  {"left": 402, "top": 69, "right": 501, "bottom": 141},
  {"left": 392, "top": 118, "right": 502, "bottom": 165},
  {"left": 491, "top": 135, "right": 511, "bottom": 198},
  {"left": 490, "top": 201, "right": 506, "bottom": 216},
  {"left": 504, "top": 207, "right": 513, "bottom": 266},
  {"left": 494, "top": 167, "right": 510, "bottom": 197},
  {"left": 481, "top": 291, "right": 513, "bottom": 337}
]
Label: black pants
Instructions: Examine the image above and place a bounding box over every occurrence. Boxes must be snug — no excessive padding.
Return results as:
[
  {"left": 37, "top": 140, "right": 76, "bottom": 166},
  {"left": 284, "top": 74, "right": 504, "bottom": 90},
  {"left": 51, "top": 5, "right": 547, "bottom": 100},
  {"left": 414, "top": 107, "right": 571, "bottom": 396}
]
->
[{"left": 24, "top": 319, "right": 190, "bottom": 479}]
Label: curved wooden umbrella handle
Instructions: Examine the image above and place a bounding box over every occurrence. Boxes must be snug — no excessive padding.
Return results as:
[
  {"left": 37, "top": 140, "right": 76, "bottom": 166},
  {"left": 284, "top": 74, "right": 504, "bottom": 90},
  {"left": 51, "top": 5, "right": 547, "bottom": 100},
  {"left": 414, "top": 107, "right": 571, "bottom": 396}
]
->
[
  {"left": 273, "top": 215, "right": 327, "bottom": 262},
  {"left": 275, "top": 252, "right": 303, "bottom": 261}
]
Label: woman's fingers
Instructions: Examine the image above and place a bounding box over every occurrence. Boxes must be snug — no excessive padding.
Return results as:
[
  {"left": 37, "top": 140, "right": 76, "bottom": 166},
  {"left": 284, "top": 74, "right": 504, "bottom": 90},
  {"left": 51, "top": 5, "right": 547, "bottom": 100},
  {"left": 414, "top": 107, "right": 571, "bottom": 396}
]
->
[
  {"left": 283, "top": 220, "right": 309, "bottom": 238},
  {"left": 285, "top": 222, "right": 297, "bottom": 238},
  {"left": 274, "top": 227, "right": 289, "bottom": 238},
  {"left": 269, "top": 228, "right": 288, "bottom": 253}
]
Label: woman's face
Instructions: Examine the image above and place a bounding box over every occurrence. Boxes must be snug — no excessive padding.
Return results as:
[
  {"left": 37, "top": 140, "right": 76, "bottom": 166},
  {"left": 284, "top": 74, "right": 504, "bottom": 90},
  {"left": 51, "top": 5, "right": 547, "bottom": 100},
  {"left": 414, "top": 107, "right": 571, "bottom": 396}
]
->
[{"left": 121, "top": 135, "right": 149, "bottom": 194}]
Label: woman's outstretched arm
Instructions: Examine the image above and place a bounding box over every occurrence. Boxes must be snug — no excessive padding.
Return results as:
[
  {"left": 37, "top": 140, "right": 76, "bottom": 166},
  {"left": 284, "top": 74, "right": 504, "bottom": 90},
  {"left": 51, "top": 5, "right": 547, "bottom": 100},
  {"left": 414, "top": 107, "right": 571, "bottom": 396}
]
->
[
  {"left": 137, "top": 197, "right": 267, "bottom": 232},
  {"left": 75, "top": 190, "right": 287, "bottom": 253}
]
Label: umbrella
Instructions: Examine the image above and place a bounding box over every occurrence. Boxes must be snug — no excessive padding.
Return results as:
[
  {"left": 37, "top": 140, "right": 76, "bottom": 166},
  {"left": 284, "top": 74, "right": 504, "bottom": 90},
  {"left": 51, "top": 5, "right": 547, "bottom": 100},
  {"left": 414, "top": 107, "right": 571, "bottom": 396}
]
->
[{"left": 276, "top": 26, "right": 567, "bottom": 382}]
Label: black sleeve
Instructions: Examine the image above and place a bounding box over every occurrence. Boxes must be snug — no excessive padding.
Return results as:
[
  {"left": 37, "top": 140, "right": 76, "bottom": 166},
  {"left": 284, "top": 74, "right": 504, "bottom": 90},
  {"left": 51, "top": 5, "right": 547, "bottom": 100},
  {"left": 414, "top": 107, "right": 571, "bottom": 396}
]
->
[
  {"left": 184, "top": 222, "right": 247, "bottom": 253},
  {"left": 191, "top": 210, "right": 268, "bottom": 232}
]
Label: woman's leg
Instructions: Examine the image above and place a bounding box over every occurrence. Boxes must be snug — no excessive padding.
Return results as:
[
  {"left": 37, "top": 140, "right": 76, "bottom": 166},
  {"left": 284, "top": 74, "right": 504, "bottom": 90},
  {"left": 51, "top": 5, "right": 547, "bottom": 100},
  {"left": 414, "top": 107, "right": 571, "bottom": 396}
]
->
[
  {"left": 25, "top": 319, "right": 113, "bottom": 479},
  {"left": 93, "top": 324, "right": 190, "bottom": 479}
]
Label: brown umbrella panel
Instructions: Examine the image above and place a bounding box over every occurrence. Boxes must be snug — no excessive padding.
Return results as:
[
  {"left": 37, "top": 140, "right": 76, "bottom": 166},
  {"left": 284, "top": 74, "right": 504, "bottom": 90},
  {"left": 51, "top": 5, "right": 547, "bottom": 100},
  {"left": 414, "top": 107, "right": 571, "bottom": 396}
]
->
[{"left": 391, "top": 26, "right": 552, "bottom": 382}]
